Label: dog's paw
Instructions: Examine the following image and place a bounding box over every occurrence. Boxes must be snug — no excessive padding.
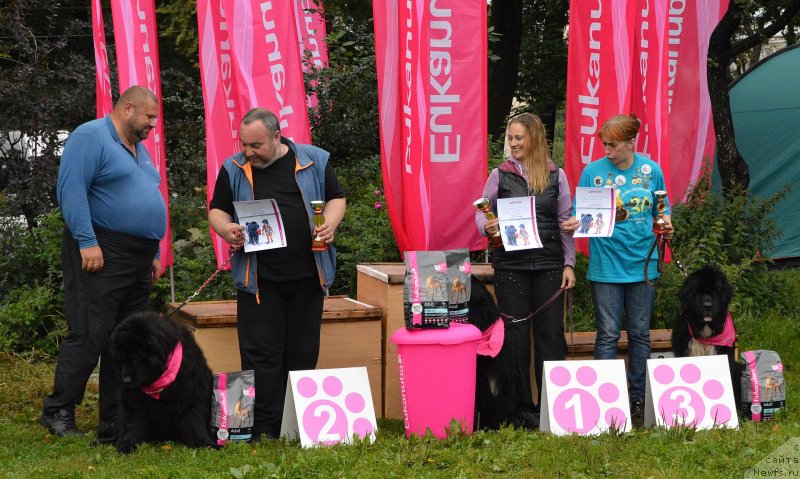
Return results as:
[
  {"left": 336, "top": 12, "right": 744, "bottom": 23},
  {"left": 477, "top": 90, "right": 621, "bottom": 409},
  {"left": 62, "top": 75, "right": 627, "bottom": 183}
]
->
[
  {"left": 185, "top": 437, "right": 217, "bottom": 449},
  {"left": 114, "top": 440, "right": 139, "bottom": 454},
  {"left": 514, "top": 410, "right": 540, "bottom": 430}
]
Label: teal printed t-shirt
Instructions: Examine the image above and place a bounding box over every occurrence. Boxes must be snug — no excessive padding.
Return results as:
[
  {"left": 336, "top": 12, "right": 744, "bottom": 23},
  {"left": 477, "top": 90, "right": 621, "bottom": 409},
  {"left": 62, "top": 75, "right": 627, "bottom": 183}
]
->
[{"left": 574, "top": 153, "right": 670, "bottom": 283}]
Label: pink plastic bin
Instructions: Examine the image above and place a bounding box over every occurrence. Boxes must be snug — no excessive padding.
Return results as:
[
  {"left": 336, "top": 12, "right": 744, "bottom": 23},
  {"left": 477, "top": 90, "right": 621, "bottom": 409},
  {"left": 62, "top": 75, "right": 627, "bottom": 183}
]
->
[{"left": 390, "top": 322, "right": 482, "bottom": 438}]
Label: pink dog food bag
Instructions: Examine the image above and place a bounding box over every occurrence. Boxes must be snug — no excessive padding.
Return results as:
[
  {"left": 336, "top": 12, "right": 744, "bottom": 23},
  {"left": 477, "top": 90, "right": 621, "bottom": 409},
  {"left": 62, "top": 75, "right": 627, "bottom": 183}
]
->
[{"left": 211, "top": 370, "right": 255, "bottom": 445}]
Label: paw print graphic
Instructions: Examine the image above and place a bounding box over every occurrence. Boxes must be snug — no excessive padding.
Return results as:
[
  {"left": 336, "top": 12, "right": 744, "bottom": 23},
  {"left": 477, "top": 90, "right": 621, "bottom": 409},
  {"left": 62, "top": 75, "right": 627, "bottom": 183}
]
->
[
  {"left": 652, "top": 363, "right": 732, "bottom": 427},
  {"left": 549, "top": 364, "right": 628, "bottom": 434},
  {"left": 297, "top": 375, "right": 375, "bottom": 445}
]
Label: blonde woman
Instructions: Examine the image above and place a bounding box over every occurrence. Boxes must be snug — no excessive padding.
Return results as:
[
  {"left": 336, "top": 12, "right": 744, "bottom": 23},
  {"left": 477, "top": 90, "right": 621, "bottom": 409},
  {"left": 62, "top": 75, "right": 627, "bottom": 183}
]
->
[{"left": 475, "top": 113, "right": 576, "bottom": 428}]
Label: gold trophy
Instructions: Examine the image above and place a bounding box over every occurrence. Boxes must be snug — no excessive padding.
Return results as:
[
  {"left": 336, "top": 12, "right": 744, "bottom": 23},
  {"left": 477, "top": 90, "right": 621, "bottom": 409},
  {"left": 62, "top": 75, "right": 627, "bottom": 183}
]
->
[
  {"left": 652, "top": 190, "right": 669, "bottom": 234},
  {"left": 310, "top": 201, "right": 328, "bottom": 252},
  {"left": 473, "top": 197, "right": 503, "bottom": 249}
]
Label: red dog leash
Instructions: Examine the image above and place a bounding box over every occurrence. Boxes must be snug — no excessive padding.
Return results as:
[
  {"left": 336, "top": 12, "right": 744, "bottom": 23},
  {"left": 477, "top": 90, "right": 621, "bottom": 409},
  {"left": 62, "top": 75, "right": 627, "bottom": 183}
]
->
[{"left": 165, "top": 235, "right": 243, "bottom": 320}]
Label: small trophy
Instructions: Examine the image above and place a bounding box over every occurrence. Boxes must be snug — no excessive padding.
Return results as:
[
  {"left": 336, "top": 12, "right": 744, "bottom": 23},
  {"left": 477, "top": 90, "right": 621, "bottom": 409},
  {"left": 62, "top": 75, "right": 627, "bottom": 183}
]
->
[
  {"left": 310, "top": 200, "right": 328, "bottom": 252},
  {"left": 652, "top": 190, "right": 669, "bottom": 234},
  {"left": 473, "top": 197, "right": 503, "bottom": 249}
]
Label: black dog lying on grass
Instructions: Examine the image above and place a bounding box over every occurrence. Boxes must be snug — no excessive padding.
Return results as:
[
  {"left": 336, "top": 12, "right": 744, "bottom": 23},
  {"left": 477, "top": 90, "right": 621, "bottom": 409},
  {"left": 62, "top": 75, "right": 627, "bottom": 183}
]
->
[
  {"left": 468, "top": 277, "right": 524, "bottom": 430},
  {"left": 110, "top": 312, "right": 215, "bottom": 453},
  {"left": 671, "top": 264, "right": 743, "bottom": 407}
]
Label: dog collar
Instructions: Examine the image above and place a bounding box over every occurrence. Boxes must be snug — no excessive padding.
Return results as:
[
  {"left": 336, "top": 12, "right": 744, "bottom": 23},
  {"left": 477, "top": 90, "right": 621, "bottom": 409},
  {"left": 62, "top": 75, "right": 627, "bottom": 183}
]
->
[
  {"left": 140, "top": 341, "right": 183, "bottom": 399},
  {"left": 688, "top": 312, "right": 736, "bottom": 347},
  {"left": 476, "top": 317, "right": 505, "bottom": 358}
]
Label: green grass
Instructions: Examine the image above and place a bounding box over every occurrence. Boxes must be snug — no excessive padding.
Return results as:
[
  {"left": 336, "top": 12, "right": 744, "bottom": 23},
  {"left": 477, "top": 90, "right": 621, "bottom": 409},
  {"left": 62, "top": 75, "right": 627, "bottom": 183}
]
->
[{"left": 2, "top": 307, "right": 799, "bottom": 478}]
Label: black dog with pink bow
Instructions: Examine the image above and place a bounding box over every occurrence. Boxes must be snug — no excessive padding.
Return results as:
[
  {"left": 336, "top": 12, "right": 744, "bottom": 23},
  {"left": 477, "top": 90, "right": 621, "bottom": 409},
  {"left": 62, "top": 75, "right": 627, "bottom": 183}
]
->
[
  {"left": 468, "top": 277, "right": 524, "bottom": 430},
  {"left": 671, "top": 264, "right": 743, "bottom": 408},
  {"left": 110, "top": 312, "right": 215, "bottom": 453}
]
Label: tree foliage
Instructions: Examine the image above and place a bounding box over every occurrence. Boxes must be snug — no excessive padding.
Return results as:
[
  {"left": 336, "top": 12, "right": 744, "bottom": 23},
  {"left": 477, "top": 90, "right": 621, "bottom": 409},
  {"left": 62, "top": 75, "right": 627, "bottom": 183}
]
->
[
  {"left": 667, "top": 159, "right": 790, "bottom": 315},
  {"left": 487, "top": 1, "right": 569, "bottom": 144},
  {"left": 707, "top": 0, "right": 800, "bottom": 194},
  {"left": 487, "top": 0, "right": 523, "bottom": 141},
  {"left": 156, "top": 0, "right": 199, "bottom": 68},
  {"left": 159, "top": 67, "right": 208, "bottom": 198},
  {"left": 0, "top": 209, "right": 66, "bottom": 353},
  {"left": 514, "top": 0, "right": 569, "bottom": 143},
  {"left": 0, "top": 0, "right": 94, "bottom": 229},
  {"left": 306, "top": 20, "right": 380, "bottom": 163}
]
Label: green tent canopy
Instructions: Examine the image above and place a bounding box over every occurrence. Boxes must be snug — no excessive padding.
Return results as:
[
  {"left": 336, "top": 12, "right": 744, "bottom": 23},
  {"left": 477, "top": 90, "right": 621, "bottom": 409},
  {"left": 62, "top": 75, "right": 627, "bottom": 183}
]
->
[{"left": 724, "top": 44, "right": 800, "bottom": 260}]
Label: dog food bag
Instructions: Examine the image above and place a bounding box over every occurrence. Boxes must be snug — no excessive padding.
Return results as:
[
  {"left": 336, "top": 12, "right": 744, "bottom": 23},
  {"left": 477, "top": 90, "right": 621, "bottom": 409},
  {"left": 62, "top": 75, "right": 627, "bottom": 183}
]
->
[
  {"left": 404, "top": 250, "right": 450, "bottom": 329},
  {"left": 740, "top": 350, "right": 785, "bottom": 421},
  {"left": 211, "top": 370, "right": 255, "bottom": 445},
  {"left": 444, "top": 249, "right": 471, "bottom": 324}
]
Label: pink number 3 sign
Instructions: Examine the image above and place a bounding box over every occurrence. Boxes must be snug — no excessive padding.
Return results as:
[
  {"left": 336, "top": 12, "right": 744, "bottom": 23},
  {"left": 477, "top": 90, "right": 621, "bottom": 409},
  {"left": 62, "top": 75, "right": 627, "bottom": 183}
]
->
[{"left": 644, "top": 356, "right": 738, "bottom": 430}]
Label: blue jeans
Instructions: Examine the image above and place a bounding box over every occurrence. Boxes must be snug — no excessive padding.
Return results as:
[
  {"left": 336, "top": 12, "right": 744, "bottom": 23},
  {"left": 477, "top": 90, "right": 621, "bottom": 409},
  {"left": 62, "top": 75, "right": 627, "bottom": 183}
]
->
[{"left": 591, "top": 281, "right": 656, "bottom": 401}]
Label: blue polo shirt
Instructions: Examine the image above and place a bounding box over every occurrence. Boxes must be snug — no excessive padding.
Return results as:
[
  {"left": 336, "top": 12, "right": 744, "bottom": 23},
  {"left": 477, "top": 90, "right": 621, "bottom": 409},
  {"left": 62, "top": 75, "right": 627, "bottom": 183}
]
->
[{"left": 57, "top": 116, "right": 166, "bottom": 251}]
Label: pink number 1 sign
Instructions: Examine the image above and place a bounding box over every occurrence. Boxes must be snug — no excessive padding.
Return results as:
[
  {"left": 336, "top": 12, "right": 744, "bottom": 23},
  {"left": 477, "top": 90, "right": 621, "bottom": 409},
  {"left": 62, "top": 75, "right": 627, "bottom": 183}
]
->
[
  {"left": 644, "top": 355, "right": 738, "bottom": 430},
  {"left": 281, "top": 367, "right": 378, "bottom": 447},
  {"left": 540, "top": 360, "right": 631, "bottom": 435}
]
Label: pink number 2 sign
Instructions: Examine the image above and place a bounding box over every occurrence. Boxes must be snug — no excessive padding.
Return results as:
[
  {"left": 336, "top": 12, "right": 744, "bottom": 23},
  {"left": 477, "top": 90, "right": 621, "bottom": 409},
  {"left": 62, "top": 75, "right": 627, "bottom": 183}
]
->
[
  {"left": 540, "top": 360, "right": 631, "bottom": 435},
  {"left": 281, "top": 367, "right": 378, "bottom": 447}
]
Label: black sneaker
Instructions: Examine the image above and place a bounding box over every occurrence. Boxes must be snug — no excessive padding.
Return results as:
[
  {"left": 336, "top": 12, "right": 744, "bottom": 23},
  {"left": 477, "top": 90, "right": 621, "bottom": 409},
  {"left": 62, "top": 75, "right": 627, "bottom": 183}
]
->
[
  {"left": 515, "top": 410, "right": 540, "bottom": 430},
  {"left": 631, "top": 399, "right": 645, "bottom": 420},
  {"left": 39, "top": 409, "right": 82, "bottom": 437},
  {"left": 89, "top": 421, "right": 117, "bottom": 447}
]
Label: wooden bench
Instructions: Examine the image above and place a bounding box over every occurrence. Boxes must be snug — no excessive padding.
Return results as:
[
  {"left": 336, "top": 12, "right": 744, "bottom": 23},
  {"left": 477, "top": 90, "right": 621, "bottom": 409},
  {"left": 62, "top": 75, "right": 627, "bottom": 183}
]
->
[
  {"left": 565, "top": 330, "right": 673, "bottom": 358},
  {"left": 169, "top": 296, "right": 383, "bottom": 417}
]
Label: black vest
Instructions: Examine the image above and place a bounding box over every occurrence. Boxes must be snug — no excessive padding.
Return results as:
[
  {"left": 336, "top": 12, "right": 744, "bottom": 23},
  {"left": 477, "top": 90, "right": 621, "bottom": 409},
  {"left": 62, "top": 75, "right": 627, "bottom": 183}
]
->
[{"left": 492, "top": 160, "right": 564, "bottom": 271}]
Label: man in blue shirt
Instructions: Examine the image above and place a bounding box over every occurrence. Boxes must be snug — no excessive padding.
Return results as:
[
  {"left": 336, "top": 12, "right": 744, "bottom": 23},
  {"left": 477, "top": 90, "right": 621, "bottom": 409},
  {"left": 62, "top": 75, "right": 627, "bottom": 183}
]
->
[{"left": 40, "top": 86, "right": 167, "bottom": 442}]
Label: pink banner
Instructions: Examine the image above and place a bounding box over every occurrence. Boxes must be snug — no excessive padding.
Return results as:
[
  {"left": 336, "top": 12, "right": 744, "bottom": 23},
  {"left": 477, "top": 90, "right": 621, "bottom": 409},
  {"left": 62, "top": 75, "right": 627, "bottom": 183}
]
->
[
  {"left": 198, "top": 0, "right": 245, "bottom": 267},
  {"left": 564, "top": 0, "right": 636, "bottom": 189},
  {"left": 110, "top": 0, "right": 173, "bottom": 266},
  {"left": 565, "top": 0, "right": 729, "bottom": 257},
  {"left": 221, "top": 0, "right": 311, "bottom": 143},
  {"left": 373, "top": 0, "right": 486, "bottom": 253},
  {"left": 564, "top": 0, "right": 635, "bottom": 255},
  {"left": 293, "top": 0, "right": 328, "bottom": 71},
  {"left": 293, "top": 0, "right": 328, "bottom": 109},
  {"left": 666, "top": 0, "right": 728, "bottom": 202},
  {"left": 92, "top": 0, "right": 113, "bottom": 118},
  {"left": 630, "top": 0, "right": 671, "bottom": 194},
  {"left": 372, "top": 0, "right": 408, "bottom": 250}
]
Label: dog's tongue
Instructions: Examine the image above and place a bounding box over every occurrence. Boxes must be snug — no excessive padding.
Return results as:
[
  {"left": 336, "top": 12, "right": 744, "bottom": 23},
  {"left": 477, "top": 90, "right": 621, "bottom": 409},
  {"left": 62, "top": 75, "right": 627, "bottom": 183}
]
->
[{"left": 703, "top": 315, "right": 713, "bottom": 323}]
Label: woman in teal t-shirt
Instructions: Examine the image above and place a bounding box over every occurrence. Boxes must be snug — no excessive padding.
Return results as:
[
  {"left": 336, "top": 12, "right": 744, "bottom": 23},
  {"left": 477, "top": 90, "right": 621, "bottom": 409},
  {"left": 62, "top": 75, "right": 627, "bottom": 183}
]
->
[{"left": 562, "top": 114, "right": 674, "bottom": 421}]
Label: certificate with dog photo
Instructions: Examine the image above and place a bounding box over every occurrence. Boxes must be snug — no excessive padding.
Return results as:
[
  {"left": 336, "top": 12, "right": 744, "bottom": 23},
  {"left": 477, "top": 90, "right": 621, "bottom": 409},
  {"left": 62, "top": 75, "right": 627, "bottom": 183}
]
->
[
  {"left": 573, "top": 187, "right": 616, "bottom": 238},
  {"left": 496, "top": 196, "right": 542, "bottom": 251},
  {"left": 233, "top": 199, "right": 287, "bottom": 253}
]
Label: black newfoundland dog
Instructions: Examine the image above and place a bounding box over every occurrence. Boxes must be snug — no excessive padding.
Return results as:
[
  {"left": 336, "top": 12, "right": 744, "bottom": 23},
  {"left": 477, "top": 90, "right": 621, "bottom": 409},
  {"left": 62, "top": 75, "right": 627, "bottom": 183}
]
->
[
  {"left": 467, "top": 277, "right": 521, "bottom": 430},
  {"left": 671, "top": 264, "right": 742, "bottom": 405},
  {"left": 110, "top": 312, "right": 215, "bottom": 453}
]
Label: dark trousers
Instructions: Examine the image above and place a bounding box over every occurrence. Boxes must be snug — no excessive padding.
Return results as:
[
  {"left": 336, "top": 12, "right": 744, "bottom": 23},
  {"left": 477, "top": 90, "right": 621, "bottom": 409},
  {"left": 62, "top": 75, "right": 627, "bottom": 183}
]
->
[
  {"left": 42, "top": 227, "right": 157, "bottom": 423},
  {"left": 237, "top": 277, "right": 324, "bottom": 438},
  {"left": 494, "top": 268, "right": 566, "bottom": 410}
]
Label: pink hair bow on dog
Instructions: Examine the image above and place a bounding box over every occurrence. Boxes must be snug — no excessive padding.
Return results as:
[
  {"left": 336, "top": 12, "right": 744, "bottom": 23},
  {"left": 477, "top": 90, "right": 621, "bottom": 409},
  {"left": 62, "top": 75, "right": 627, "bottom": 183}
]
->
[{"left": 476, "top": 317, "right": 505, "bottom": 357}]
